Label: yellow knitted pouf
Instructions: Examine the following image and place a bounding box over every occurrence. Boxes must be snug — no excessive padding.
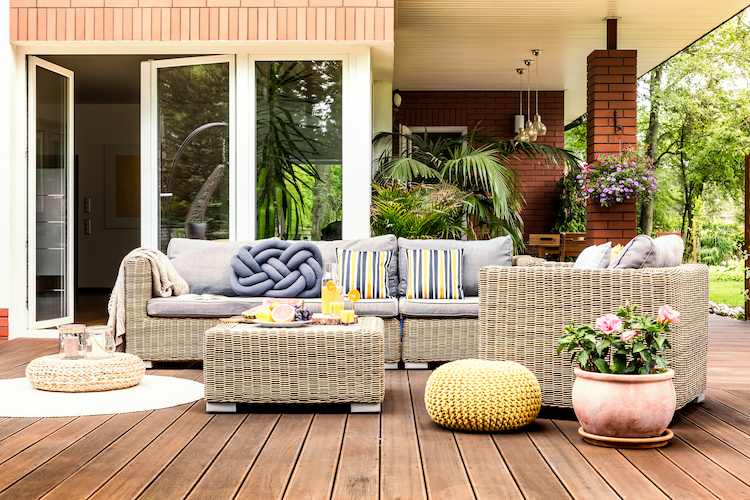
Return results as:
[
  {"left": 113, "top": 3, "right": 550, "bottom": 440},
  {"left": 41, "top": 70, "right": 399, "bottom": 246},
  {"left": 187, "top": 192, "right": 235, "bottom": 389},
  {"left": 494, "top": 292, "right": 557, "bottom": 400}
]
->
[{"left": 424, "top": 359, "right": 541, "bottom": 432}]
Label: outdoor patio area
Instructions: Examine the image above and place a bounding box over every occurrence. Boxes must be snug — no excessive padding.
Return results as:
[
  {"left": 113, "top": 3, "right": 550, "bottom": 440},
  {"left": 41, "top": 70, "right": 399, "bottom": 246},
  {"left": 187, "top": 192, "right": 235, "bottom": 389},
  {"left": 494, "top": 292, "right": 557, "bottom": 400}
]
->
[{"left": 0, "top": 314, "right": 747, "bottom": 500}]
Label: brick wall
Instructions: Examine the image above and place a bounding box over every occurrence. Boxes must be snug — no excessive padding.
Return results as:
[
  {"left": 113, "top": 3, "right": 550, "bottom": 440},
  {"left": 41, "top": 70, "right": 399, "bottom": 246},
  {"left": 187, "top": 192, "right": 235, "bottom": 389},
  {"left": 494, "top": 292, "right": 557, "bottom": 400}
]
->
[
  {"left": 0, "top": 308, "right": 7, "bottom": 340},
  {"left": 392, "top": 90, "right": 565, "bottom": 236},
  {"left": 9, "top": 0, "right": 394, "bottom": 41},
  {"left": 586, "top": 49, "right": 638, "bottom": 246}
]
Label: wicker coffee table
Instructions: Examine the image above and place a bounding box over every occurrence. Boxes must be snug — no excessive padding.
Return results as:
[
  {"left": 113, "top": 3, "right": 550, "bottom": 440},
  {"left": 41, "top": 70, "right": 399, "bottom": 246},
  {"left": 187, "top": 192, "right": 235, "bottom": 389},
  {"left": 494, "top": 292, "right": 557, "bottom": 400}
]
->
[
  {"left": 203, "top": 317, "right": 385, "bottom": 413},
  {"left": 25, "top": 353, "right": 146, "bottom": 393}
]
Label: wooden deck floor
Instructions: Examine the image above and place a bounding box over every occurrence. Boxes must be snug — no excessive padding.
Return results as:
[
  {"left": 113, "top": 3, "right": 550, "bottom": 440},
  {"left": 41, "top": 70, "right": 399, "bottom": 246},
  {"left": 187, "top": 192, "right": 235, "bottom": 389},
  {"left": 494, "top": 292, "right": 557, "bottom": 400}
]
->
[{"left": 0, "top": 315, "right": 748, "bottom": 499}]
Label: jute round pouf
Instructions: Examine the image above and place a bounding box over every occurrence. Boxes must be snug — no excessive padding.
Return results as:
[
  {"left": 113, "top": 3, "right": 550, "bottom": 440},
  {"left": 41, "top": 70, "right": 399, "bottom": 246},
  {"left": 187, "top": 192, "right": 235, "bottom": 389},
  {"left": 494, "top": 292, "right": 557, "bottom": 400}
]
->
[
  {"left": 424, "top": 359, "right": 542, "bottom": 432},
  {"left": 25, "top": 353, "right": 146, "bottom": 393}
]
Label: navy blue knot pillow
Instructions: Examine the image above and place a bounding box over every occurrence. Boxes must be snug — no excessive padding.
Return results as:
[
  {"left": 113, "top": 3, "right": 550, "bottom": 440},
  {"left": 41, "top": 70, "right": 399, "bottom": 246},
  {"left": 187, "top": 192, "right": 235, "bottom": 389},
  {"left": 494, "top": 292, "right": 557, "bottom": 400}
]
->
[{"left": 230, "top": 240, "right": 324, "bottom": 298}]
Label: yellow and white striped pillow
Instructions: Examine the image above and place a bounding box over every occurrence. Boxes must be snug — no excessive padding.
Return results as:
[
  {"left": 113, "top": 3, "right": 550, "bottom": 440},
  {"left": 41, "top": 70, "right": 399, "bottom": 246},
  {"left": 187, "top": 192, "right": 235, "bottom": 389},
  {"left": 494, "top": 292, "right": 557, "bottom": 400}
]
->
[
  {"left": 405, "top": 248, "right": 464, "bottom": 299},
  {"left": 335, "top": 249, "right": 393, "bottom": 299}
]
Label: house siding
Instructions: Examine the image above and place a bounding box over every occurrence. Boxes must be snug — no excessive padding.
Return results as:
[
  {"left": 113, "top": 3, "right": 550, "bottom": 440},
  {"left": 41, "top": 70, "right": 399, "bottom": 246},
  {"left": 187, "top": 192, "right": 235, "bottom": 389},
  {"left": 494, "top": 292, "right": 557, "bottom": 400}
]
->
[
  {"left": 9, "top": 0, "right": 394, "bottom": 41},
  {"left": 393, "top": 90, "right": 566, "bottom": 237}
]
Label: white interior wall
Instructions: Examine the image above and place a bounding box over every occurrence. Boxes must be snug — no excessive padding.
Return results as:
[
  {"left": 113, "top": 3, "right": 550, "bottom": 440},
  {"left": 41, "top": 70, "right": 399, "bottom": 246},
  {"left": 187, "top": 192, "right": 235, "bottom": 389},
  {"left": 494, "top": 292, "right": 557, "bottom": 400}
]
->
[
  {"left": 76, "top": 104, "right": 140, "bottom": 288},
  {"left": 0, "top": 1, "right": 11, "bottom": 316}
]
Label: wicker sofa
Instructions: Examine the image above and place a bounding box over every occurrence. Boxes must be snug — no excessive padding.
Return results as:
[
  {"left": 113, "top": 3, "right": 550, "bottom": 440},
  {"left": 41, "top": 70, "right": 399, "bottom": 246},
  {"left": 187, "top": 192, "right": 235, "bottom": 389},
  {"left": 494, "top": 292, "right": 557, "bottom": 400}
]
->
[
  {"left": 123, "top": 235, "right": 513, "bottom": 365},
  {"left": 477, "top": 258, "right": 709, "bottom": 410}
]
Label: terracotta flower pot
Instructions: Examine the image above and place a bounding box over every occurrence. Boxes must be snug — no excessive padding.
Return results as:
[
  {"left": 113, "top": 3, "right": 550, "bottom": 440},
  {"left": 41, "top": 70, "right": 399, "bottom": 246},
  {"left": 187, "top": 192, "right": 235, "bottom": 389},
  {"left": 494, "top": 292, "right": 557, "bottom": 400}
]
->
[{"left": 572, "top": 367, "right": 676, "bottom": 438}]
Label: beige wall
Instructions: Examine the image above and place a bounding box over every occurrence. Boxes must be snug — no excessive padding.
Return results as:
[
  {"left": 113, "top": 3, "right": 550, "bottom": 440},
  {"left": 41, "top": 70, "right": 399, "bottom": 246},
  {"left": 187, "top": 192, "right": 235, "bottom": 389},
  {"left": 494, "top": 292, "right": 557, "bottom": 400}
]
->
[{"left": 9, "top": 0, "right": 394, "bottom": 42}]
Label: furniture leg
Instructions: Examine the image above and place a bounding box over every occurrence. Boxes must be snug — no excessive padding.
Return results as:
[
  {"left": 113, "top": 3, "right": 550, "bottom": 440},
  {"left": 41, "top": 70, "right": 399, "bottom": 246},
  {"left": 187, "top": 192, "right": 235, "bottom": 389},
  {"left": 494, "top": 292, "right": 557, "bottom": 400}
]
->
[
  {"left": 205, "top": 402, "right": 237, "bottom": 413},
  {"left": 350, "top": 403, "right": 381, "bottom": 413}
]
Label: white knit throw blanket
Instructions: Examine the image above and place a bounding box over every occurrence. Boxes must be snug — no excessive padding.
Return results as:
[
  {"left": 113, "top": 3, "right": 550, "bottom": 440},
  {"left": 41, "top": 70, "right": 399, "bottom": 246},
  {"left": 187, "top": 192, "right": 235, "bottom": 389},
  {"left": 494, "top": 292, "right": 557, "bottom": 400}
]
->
[{"left": 108, "top": 248, "right": 189, "bottom": 346}]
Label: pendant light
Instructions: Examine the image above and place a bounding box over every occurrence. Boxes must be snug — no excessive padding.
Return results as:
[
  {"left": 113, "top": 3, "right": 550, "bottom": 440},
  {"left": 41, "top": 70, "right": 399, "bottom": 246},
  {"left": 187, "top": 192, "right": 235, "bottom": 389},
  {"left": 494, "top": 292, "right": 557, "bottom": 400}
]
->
[
  {"left": 531, "top": 49, "right": 547, "bottom": 137},
  {"left": 513, "top": 68, "right": 529, "bottom": 141},
  {"left": 523, "top": 59, "right": 538, "bottom": 141}
]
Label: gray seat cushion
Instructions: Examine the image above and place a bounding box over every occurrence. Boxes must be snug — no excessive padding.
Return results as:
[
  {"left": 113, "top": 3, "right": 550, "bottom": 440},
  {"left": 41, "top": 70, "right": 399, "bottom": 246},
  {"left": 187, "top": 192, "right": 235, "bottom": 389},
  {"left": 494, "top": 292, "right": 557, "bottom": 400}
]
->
[
  {"left": 147, "top": 296, "right": 399, "bottom": 319},
  {"left": 304, "top": 298, "right": 399, "bottom": 317},
  {"left": 147, "top": 296, "right": 264, "bottom": 318},
  {"left": 397, "top": 236, "right": 512, "bottom": 297},
  {"left": 398, "top": 297, "right": 478, "bottom": 317}
]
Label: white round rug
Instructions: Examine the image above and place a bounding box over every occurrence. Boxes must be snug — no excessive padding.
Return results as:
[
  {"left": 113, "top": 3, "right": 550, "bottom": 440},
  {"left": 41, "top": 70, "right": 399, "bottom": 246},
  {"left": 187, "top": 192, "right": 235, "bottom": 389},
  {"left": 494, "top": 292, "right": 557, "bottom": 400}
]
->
[{"left": 0, "top": 376, "right": 205, "bottom": 418}]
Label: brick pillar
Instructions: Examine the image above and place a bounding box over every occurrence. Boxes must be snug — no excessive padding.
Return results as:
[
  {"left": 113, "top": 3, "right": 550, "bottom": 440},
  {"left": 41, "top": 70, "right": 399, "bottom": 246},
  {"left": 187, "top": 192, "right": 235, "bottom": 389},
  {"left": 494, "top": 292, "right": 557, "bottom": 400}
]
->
[
  {"left": 0, "top": 308, "right": 7, "bottom": 339},
  {"left": 586, "top": 49, "right": 638, "bottom": 246}
]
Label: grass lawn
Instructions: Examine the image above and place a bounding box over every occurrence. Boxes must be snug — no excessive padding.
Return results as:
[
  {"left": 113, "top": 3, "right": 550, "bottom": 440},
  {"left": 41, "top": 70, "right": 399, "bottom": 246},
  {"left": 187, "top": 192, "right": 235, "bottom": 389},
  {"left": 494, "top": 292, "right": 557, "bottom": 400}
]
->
[{"left": 709, "top": 280, "right": 745, "bottom": 307}]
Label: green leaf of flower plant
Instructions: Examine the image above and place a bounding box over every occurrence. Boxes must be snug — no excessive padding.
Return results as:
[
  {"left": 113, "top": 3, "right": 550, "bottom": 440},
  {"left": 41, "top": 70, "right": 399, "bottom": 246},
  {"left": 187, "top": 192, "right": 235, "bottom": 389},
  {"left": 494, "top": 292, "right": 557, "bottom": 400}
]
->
[
  {"left": 577, "top": 350, "right": 589, "bottom": 368},
  {"left": 596, "top": 339, "right": 611, "bottom": 356},
  {"left": 593, "top": 358, "right": 611, "bottom": 374},
  {"left": 632, "top": 342, "right": 647, "bottom": 353},
  {"left": 639, "top": 350, "right": 652, "bottom": 364},
  {"left": 612, "top": 355, "right": 627, "bottom": 373}
]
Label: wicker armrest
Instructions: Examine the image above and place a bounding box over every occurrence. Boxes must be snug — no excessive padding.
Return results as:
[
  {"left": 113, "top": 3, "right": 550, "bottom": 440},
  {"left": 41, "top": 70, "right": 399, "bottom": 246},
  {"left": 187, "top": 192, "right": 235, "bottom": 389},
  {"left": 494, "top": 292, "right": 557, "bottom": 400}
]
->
[{"left": 478, "top": 264, "right": 709, "bottom": 409}]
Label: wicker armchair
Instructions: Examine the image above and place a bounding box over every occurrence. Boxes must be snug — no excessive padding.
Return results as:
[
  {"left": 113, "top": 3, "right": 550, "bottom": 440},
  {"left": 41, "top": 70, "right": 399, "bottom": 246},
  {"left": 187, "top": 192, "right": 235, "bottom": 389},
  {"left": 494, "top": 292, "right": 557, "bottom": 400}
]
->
[{"left": 478, "top": 260, "right": 709, "bottom": 409}]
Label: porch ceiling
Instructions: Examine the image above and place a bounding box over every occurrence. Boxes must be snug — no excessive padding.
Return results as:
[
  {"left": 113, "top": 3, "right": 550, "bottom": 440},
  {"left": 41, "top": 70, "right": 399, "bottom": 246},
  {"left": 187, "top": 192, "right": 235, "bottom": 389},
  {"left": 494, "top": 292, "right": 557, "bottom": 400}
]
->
[{"left": 393, "top": 0, "right": 750, "bottom": 124}]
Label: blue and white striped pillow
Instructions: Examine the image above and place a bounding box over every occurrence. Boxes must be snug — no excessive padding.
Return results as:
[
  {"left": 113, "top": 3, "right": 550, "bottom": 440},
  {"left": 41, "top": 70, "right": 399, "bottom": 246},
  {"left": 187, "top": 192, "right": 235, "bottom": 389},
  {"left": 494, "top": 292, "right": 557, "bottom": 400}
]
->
[
  {"left": 335, "top": 248, "right": 393, "bottom": 299},
  {"left": 405, "top": 248, "right": 464, "bottom": 299}
]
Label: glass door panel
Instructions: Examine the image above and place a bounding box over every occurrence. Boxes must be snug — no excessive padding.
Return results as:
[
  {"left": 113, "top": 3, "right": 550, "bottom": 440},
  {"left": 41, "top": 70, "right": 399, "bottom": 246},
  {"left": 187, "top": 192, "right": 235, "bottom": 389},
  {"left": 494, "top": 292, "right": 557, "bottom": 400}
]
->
[
  {"left": 156, "top": 59, "right": 231, "bottom": 252},
  {"left": 255, "top": 61, "right": 343, "bottom": 240},
  {"left": 28, "top": 57, "right": 74, "bottom": 328}
]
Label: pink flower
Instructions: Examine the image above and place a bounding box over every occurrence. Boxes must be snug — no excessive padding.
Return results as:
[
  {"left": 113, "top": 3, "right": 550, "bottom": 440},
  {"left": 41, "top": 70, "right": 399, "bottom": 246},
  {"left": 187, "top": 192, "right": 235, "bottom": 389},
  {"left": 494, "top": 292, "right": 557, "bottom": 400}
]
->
[
  {"left": 621, "top": 330, "right": 638, "bottom": 341},
  {"left": 658, "top": 305, "right": 680, "bottom": 324},
  {"left": 595, "top": 313, "right": 622, "bottom": 334}
]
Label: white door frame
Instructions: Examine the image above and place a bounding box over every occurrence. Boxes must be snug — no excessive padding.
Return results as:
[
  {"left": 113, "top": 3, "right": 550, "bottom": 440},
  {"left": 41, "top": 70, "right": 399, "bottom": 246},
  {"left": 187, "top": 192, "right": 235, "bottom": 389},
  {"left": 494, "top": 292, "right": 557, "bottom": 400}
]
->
[{"left": 27, "top": 56, "right": 75, "bottom": 331}]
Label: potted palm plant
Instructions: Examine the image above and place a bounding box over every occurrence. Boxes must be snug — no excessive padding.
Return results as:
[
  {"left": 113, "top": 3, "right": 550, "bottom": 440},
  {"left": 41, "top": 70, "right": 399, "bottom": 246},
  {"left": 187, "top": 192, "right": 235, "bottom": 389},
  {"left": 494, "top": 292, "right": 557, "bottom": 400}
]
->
[{"left": 556, "top": 303, "right": 680, "bottom": 447}]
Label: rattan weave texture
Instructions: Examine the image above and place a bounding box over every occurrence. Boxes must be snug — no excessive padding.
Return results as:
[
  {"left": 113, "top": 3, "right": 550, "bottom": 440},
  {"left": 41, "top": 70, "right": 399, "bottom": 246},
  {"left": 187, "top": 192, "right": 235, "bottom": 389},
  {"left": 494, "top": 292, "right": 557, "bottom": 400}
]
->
[
  {"left": 478, "top": 263, "right": 709, "bottom": 409},
  {"left": 25, "top": 353, "right": 145, "bottom": 392},
  {"left": 401, "top": 317, "right": 477, "bottom": 362},
  {"left": 204, "top": 316, "right": 385, "bottom": 405},
  {"left": 425, "top": 359, "right": 541, "bottom": 431},
  {"left": 124, "top": 257, "right": 402, "bottom": 362}
]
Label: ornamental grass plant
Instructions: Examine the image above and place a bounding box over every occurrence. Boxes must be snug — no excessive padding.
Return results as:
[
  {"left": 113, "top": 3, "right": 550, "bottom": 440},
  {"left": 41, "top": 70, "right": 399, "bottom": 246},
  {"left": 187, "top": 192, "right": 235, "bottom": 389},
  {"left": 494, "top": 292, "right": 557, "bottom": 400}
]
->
[
  {"left": 578, "top": 146, "right": 658, "bottom": 207},
  {"left": 557, "top": 304, "right": 679, "bottom": 375}
]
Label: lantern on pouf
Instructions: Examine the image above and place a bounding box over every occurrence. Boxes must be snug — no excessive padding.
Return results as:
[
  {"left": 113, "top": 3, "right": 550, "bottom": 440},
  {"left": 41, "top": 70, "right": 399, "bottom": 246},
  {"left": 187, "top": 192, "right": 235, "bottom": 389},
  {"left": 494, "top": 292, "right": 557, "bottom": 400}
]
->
[
  {"left": 85, "top": 325, "right": 116, "bottom": 360},
  {"left": 58, "top": 323, "right": 86, "bottom": 360}
]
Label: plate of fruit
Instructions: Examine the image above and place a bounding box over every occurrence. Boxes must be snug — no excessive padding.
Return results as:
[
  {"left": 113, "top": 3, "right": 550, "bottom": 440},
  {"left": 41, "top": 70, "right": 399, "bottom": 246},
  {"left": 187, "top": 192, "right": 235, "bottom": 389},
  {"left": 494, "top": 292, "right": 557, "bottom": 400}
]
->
[{"left": 241, "top": 299, "right": 313, "bottom": 327}]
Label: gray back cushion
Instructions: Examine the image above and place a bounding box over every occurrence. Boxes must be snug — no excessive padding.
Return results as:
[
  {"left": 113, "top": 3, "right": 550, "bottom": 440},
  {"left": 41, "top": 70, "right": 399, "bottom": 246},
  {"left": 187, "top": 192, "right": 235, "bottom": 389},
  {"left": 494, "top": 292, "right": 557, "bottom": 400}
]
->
[
  {"left": 168, "top": 234, "right": 399, "bottom": 296},
  {"left": 609, "top": 234, "right": 684, "bottom": 269},
  {"left": 397, "top": 236, "right": 512, "bottom": 297}
]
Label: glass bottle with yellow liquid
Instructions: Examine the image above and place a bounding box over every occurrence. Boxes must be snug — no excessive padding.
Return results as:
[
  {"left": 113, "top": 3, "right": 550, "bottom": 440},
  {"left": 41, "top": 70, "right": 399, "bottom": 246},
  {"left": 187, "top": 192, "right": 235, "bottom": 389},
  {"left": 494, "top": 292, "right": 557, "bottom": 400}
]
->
[{"left": 321, "top": 264, "right": 338, "bottom": 315}]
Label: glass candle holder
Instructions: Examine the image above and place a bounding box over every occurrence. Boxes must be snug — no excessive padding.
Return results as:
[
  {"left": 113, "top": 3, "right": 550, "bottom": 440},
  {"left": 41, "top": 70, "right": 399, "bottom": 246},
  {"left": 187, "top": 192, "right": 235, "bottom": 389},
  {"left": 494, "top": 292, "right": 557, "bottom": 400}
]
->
[
  {"left": 341, "top": 298, "right": 356, "bottom": 325},
  {"left": 58, "top": 323, "right": 86, "bottom": 360},
  {"left": 85, "top": 325, "right": 115, "bottom": 360}
]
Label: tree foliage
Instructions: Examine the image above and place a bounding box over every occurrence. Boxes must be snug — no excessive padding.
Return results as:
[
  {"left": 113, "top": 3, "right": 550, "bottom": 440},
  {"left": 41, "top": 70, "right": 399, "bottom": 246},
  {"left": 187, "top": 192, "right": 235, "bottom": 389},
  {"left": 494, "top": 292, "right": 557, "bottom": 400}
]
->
[{"left": 639, "top": 11, "right": 750, "bottom": 250}]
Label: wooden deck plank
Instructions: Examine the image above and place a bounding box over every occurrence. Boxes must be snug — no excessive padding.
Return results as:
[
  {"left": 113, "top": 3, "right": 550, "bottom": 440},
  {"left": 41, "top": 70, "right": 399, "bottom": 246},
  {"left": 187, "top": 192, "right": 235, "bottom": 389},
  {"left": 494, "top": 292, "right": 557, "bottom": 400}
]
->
[
  {"left": 0, "top": 339, "right": 50, "bottom": 364},
  {"left": 0, "top": 418, "right": 41, "bottom": 443},
  {"left": 0, "top": 412, "right": 148, "bottom": 500},
  {"left": 453, "top": 432, "right": 523, "bottom": 500},
  {"left": 408, "top": 370, "right": 475, "bottom": 500},
  {"left": 619, "top": 447, "right": 714, "bottom": 498},
  {"left": 656, "top": 436, "right": 750, "bottom": 498},
  {"left": 492, "top": 430, "right": 572, "bottom": 500},
  {"left": 553, "top": 419, "right": 669, "bottom": 500},
  {"left": 705, "top": 388, "right": 750, "bottom": 419},
  {"left": 136, "top": 412, "right": 246, "bottom": 500},
  {"left": 186, "top": 413, "right": 280, "bottom": 500},
  {"left": 529, "top": 419, "right": 619, "bottom": 499},
  {"left": 40, "top": 404, "right": 193, "bottom": 500},
  {"left": 0, "top": 415, "right": 110, "bottom": 493},
  {"left": 331, "top": 414, "right": 380, "bottom": 500},
  {"left": 680, "top": 402, "right": 750, "bottom": 452},
  {"left": 0, "top": 418, "right": 75, "bottom": 466},
  {"left": 284, "top": 413, "right": 347, "bottom": 500},
  {"left": 380, "top": 370, "right": 426, "bottom": 500},
  {"left": 669, "top": 415, "right": 750, "bottom": 484},
  {"left": 234, "top": 413, "right": 314, "bottom": 500},
  {"left": 88, "top": 402, "right": 212, "bottom": 500},
  {"left": 0, "top": 343, "right": 58, "bottom": 378}
]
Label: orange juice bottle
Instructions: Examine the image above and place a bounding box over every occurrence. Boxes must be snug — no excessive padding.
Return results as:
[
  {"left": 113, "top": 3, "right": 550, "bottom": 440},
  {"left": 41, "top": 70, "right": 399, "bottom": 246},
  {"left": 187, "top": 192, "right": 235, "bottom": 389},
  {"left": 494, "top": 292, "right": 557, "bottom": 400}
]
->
[{"left": 321, "top": 264, "right": 337, "bottom": 315}]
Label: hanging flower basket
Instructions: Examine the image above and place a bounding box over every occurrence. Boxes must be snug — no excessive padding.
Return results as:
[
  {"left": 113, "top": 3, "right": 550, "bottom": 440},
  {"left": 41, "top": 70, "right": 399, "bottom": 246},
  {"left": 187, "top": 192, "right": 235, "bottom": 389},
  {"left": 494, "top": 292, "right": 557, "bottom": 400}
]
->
[{"left": 578, "top": 146, "right": 658, "bottom": 207}]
